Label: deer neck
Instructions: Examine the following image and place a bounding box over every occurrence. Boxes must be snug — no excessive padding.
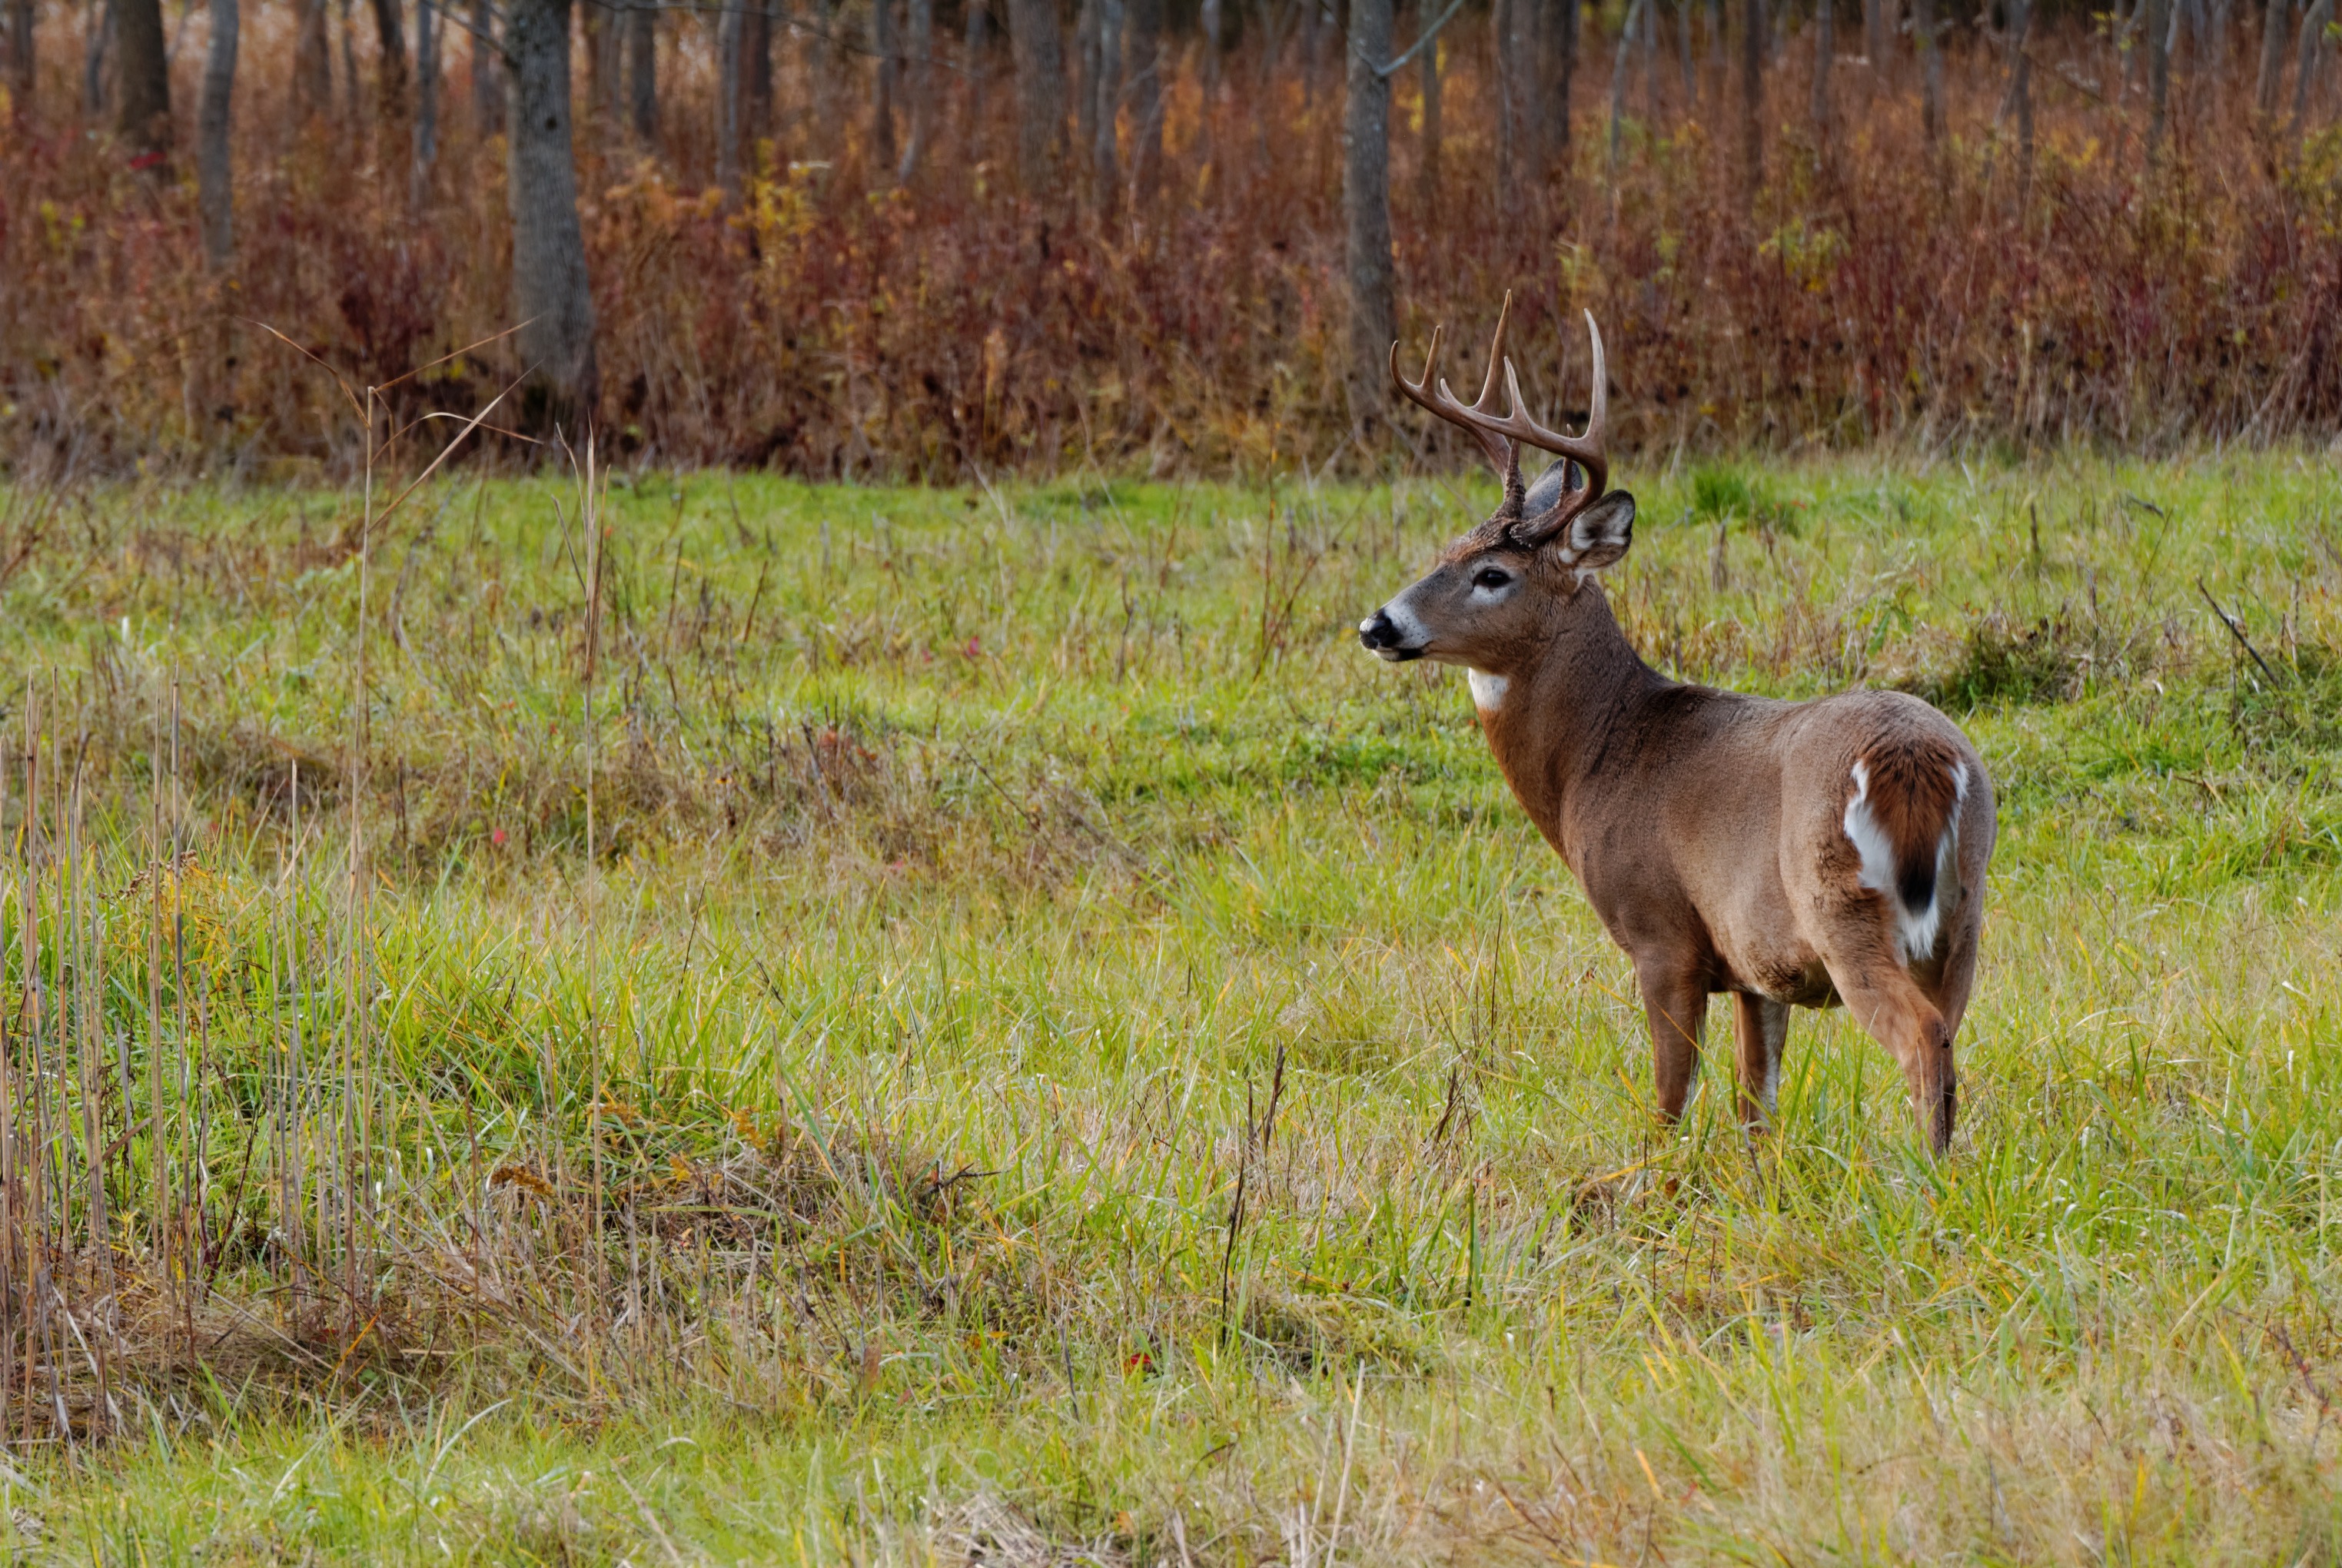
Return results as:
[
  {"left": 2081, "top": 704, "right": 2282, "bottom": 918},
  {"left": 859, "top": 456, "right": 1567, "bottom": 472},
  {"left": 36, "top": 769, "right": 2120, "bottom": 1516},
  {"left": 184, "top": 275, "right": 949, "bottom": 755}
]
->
[{"left": 1470, "top": 584, "right": 1665, "bottom": 860}]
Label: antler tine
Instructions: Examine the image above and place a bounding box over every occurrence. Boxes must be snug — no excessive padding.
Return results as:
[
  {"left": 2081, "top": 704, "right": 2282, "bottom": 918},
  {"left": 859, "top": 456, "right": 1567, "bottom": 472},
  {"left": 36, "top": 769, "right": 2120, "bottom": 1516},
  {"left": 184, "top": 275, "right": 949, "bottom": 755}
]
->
[
  {"left": 1578, "top": 310, "right": 1609, "bottom": 494},
  {"left": 1467, "top": 291, "right": 1516, "bottom": 417},
  {"left": 1387, "top": 321, "right": 1446, "bottom": 411},
  {"left": 1467, "top": 312, "right": 1608, "bottom": 500},
  {"left": 1390, "top": 319, "right": 1513, "bottom": 474},
  {"left": 1391, "top": 300, "right": 1610, "bottom": 504},
  {"left": 1429, "top": 291, "right": 1520, "bottom": 431}
]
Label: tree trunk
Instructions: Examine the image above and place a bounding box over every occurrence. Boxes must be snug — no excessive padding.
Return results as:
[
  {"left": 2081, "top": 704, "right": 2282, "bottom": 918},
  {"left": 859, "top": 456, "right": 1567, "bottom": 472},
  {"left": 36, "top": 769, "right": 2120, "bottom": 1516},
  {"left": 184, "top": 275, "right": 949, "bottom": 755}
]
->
[
  {"left": 714, "top": 0, "right": 740, "bottom": 191},
  {"left": 414, "top": 0, "right": 439, "bottom": 189},
  {"left": 1298, "top": 0, "right": 1319, "bottom": 101},
  {"left": 2257, "top": 0, "right": 2288, "bottom": 115},
  {"left": 1125, "top": 0, "right": 1160, "bottom": 199},
  {"left": 1251, "top": 0, "right": 1286, "bottom": 167},
  {"left": 608, "top": 2, "right": 632, "bottom": 123},
  {"left": 2146, "top": 0, "right": 2168, "bottom": 156},
  {"left": 1007, "top": 0, "right": 1065, "bottom": 187},
  {"left": 1313, "top": 0, "right": 1340, "bottom": 97},
  {"left": 2009, "top": 0, "right": 2030, "bottom": 207},
  {"left": 1641, "top": 0, "right": 1658, "bottom": 121},
  {"left": 369, "top": 0, "right": 409, "bottom": 115},
  {"left": 470, "top": 0, "right": 503, "bottom": 131},
  {"left": 1506, "top": 0, "right": 1533, "bottom": 170},
  {"left": 627, "top": 0, "right": 656, "bottom": 141},
  {"left": 297, "top": 0, "right": 332, "bottom": 115},
  {"left": 1810, "top": 0, "right": 1830, "bottom": 128},
  {"left": 1610, "top": 0, "right": 1643, "bottom": 165},
  {"left": 898, "top": 0, "right": 931, "bottom": 180},
  {"left": 872, "top": 0, "right": 898, "bottom": 176},
  {"left": 963, "top": 0, "right": 988, "bottom": 135},
  {"left": 1912, "top": 0, "right": 1941, "bottom": 142},
  {"left": 341, "top": 0, "right": 360, "bottom": 123},
  {"left": 1344, "top": 0, "right": 1394, "bottom": 431},
  {"left": 810, "top": 0, "right": 833, "bottom": 148},
  {"left": 1492, "top": 0, "right": 1514, "bottom": 181},
  {"left": 1091, "top": 0, "right": 1121, "bottom": 204},
  {"left": 2294, "top": 0, "right": 2333, "bottom": 135},
  {"left": 84, "top": 0, "right": 112, "bottom": 118},
  {"left": 1549, "top": 0, "right": 1579, "bottom": 164},
  {"left": 1199, "top": 0, "right": 1221, "bottom": 88},
  {"left": 1417, "top": 11, "right": 1441, "bottom": 208},
  {"left": 507, "top": 0, "right": 600, "bottom": 427},
  {"left": 1074, "top": 0, "right": 1098, "bottom": 167},
  {"left": 2167, "top": 0, "right": 2194, "bottom": 120},
  {"left": 1676, "top": 0, "right": 1696, "bottom": 105},
  {"left": 1739, "top": 0, "right": 1761, "bottom": 194},
  {"left": 198, "top": 0, "right": 237, "bottom": 266},
  {"left": 6, "top": 0, "right": 32, "bottom": 107},
  {"left": 584, "top": 0, "right": 616, "bottom": 121},
  {"left": 115, "top": 0, "right": 170, "bottom": 167},
  {"left": 742, "top": 0, "right": 771, "bottom": 144}
]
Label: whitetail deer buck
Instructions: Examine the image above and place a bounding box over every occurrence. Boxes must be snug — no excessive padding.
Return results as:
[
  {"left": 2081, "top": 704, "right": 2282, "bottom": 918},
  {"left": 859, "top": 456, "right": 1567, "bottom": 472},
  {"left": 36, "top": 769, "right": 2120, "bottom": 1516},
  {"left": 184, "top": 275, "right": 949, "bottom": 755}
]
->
[{"left": 1360, "top": 297, "right": 1995, "bottom": 1151}]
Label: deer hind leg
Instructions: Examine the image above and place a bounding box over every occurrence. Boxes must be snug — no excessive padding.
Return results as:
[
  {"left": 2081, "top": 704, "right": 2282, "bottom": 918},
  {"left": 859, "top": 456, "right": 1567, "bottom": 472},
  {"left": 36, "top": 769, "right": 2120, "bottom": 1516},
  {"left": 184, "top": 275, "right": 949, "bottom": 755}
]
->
[
  {"left": 1636, "top": 960, "right": 1707, "bottom": 1125},
  {"left": 1731, "top": 993, "right": 1790, "bottom": 1132},
  {"left": 1820, "top": 935, "right": 1957, "bottom": 1152},
  {"left": 1915, "top": 880, "right": 1984, "bottom": 1038}
]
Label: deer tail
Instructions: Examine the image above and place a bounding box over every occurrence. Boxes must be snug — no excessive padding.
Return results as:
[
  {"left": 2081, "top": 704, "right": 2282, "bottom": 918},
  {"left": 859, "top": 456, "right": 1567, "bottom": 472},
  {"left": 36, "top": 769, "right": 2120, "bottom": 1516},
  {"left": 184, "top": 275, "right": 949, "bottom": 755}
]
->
[{"left": 1842, "top": 743, "right": 1970, "bottom": 964}]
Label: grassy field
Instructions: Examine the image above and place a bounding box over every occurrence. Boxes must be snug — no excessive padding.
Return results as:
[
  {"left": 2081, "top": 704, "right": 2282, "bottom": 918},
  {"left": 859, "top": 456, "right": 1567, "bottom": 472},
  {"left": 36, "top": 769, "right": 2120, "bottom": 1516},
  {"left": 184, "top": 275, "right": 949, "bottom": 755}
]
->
[{"left": 0, "top": 451, "right": 2338, "bottom": 1563}]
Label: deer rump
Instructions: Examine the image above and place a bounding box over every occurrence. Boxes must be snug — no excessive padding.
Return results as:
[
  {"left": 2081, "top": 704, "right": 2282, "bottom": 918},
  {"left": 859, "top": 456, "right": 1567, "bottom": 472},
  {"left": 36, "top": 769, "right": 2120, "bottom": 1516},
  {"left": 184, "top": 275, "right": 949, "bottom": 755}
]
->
[
  {"left": 1839, "top": 738, "right": 1970, "bottom": 966},
  {"left": 1606, "top": 691, "right": 1984, "bottom": 1000}
]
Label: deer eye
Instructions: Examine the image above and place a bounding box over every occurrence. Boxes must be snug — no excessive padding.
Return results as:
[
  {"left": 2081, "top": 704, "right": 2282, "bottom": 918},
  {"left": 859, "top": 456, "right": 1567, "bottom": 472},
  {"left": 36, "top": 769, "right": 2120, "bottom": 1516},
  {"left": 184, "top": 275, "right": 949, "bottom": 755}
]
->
[{"left": 1473, "top": 566, "right": 1512, "bottom": 590}]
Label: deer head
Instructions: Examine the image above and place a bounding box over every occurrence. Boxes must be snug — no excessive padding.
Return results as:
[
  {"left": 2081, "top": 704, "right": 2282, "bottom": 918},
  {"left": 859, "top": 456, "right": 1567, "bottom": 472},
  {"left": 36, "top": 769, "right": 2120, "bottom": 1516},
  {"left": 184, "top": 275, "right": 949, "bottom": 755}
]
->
[{"left": 1357, "top": 297, "right": 1634, "bottom": 676}]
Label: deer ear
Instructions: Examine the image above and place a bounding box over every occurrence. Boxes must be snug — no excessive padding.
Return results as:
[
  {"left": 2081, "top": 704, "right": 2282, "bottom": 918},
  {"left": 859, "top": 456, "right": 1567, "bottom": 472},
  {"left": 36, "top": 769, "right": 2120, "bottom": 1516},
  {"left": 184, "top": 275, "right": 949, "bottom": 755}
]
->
[{"left": 1554, "top": 490, "right": 1636, "bottom": 575}]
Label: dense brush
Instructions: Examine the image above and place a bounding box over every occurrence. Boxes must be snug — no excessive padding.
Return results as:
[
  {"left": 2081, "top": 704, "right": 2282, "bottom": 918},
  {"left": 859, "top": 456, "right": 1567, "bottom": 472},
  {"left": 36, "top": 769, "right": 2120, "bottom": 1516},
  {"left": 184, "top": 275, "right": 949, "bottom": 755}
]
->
[{"left": 3, "top": 15, "right": 2340, "bottom": 476}]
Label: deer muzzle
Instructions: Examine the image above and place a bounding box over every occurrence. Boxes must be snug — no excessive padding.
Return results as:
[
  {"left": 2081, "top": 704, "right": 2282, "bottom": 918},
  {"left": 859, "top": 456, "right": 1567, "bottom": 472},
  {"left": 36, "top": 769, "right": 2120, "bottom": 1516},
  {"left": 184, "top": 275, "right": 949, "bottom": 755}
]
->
[{"left": 1357, "top": 608, "right": 1425, "bottom": 662}]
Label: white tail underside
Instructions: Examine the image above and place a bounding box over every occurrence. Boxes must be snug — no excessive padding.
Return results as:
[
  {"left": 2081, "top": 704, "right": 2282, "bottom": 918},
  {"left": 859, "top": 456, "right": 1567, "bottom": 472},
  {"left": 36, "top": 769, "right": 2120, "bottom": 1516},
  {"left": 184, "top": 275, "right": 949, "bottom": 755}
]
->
[{"left": 1843, "top": 760, "right": 1968, "bottom": 963}]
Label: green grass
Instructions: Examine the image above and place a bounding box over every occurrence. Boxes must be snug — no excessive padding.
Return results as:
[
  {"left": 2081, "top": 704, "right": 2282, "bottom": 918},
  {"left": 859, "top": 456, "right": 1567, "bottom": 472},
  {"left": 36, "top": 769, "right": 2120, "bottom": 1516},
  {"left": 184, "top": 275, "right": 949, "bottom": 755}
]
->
[{"left": 0, "top": 451, "right": 2338, "bottom": 1563}]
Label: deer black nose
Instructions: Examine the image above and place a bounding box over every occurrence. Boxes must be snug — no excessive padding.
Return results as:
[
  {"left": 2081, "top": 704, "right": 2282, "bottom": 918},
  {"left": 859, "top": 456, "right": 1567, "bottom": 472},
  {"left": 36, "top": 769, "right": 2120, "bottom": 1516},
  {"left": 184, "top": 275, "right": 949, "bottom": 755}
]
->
[{"left": 1357, "top": 610, "right": 1420, "bottom": 661}]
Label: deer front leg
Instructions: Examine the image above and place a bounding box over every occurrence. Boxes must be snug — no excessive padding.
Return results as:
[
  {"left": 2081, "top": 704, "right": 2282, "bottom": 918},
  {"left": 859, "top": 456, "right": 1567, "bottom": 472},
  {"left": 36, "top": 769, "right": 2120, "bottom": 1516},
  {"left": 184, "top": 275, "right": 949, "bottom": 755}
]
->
[
  {"left": 1732, "top": 993, "right": 1791, "bottom": 1132},
  {"left": 1636, "top": 960, "right": 1707, "bottom": 1124}
]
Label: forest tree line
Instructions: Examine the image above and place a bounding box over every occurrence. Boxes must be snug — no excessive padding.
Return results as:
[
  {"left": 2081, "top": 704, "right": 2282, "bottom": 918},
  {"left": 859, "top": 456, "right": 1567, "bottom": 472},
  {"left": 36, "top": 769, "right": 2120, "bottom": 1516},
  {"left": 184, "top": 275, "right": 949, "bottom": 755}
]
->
[{"left": 2, "top": 0, "right": 2337, "bottom": 469}]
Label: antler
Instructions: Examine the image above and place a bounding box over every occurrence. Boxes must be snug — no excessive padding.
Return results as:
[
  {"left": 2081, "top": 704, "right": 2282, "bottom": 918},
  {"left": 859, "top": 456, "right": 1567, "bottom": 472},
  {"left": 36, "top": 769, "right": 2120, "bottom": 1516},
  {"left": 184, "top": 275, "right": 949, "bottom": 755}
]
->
[{"left": 1389, "top": 294, "right": 1611, "bottom": 513}]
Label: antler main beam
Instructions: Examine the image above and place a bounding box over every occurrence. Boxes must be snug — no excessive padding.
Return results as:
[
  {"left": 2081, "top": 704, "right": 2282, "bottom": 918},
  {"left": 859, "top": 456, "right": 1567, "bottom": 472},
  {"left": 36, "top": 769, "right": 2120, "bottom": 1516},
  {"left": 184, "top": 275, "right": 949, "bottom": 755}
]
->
[{"left": 1388, "top": 293, "right": 1610, "bottom": 503}]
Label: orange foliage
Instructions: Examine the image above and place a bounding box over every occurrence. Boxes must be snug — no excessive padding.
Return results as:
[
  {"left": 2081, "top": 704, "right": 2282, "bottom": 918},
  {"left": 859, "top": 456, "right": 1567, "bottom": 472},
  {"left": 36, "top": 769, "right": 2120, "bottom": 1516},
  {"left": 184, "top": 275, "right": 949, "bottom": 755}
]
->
[{"left": 2, "top": 12, "right": 2339, "bottom": 475}]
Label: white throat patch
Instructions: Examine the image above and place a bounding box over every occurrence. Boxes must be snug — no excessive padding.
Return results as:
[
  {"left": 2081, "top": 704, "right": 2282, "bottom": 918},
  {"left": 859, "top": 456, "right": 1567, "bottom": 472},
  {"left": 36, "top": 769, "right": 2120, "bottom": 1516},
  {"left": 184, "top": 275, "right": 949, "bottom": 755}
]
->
[{"left": 1467, "top": 669, "right": 1510, "bottom": 713}]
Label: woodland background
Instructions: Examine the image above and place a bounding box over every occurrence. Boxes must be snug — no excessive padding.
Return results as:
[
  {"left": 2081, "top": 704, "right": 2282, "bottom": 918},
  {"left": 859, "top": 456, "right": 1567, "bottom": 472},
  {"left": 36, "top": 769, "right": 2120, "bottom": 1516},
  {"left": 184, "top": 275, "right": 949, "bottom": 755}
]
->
[
  {"left": 1, "top": 0, "right": 2340, "bottom": 477},
  {"left": 4, "top": 0, "right": 2342, "bottom": 1550}
]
